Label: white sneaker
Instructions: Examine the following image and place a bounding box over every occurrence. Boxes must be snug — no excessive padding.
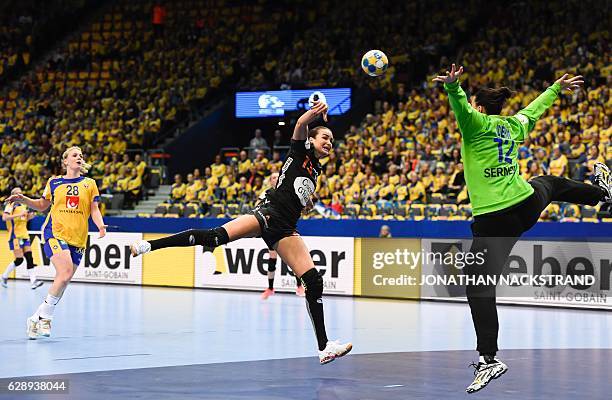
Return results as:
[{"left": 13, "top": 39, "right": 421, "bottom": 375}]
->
[
  {"left": 38, "top": 318, "right": 51, "bottom": 337},
  {"left": 593, "top": 162, "right": 611, "bottom": 202},
  {"left": 1, "top": 277, "right": 7, "bottom": 288},
  {"left": 466, "top": 356, "right": 508, "bottom": 393},
  {"left": 130, "top": 240, "right": 151, "bottom": 257},
  {"left": 26, "top": 317, "right": 39, "bottom": 340},
  {"left": 318, "top": 340, "right": 352, "bottom": 365},
  {"left": 30, "top": 280, "right": 44, "bottom": 290}
]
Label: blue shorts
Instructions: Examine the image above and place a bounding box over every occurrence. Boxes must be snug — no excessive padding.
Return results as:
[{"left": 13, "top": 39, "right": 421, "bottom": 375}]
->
[
  {"left": 43, "top": 237, "right": 84, "bottom": 266},
  {"left": 8, "top": 238, "right": 31, "bottom": 251}
]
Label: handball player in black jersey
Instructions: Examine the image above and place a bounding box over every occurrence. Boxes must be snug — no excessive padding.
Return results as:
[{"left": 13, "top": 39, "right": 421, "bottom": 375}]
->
[
  {"left": 130, "top": 101, "right": 352, "bottom": 364},
  {"left": 256, "top": 172, "right": 305, "bottom": 300}
]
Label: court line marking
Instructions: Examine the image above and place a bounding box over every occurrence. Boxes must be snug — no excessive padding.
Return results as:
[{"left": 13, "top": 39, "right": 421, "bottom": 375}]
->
[{"left": 54, "top": 353, "right": 152, "bottom": 361}]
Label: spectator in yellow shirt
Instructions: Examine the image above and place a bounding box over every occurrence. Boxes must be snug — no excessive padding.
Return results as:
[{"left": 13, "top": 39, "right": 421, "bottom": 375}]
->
[
  {"left": 548, "top": 146, "right": 569, "bottom": 177},
  {"left": 125, "top": 168, "right": 142, "bottom": 208},
  {"left": 134, "top": 153, "right": 147, "bottom": 177},
  {"left": 363, "top": 175, "right": 380, "bottom": 203},
  {"left": 253, "top": 149, "right": 269, "bottom": 172},
  {"left": 204, "top": 166, "right": 219, "bottom": 189},
  {"left": 122, "top": 153, "right": 134, "bottom": 171},
  {"left": 183, "top": 174, "right": 198, "bottom": 203},
  {"left": 388, "top": 164, "right": 400, "bottom": 186},
  {"left": 522, "top": 161, "right": 542, "bottom": 182},
  {"left": 431, "top": 165, "right": 448, "bottom": 194},
  {"left": 269, "top": 150, "right": 283, "bottom": 172},
  {"left": 210, "top": 154, "right": 227, "bottom": 178},
  {"left": 343, "top": 175, "right": 361, "bottom": 200},
  {"left": 580, "top": 114, "right": 598, "bottom": 145},
  {"left": 396, "top": 174, "right": 409, "bottom": 202},
  {"left": 419, "top": 162, "right": 434, "bottom": 192},
  {"left": 237, "top": 150, "right": 252, "bottom": 176},
  {"left": 115, "top": 168, "right": 130, "bottom": 192},
  {"left": 225, "top": 178, "right": 242, "bottom": 203},
  {"left": 407, "top": 172, "right": 426, "bottom": 203},
  {"left": 236, "top": 176, "right": 254, "bottom": 204},
  {"left": 568, "top": 135, "right": 586, "bottom": 162},
  {"left": 100, "top": 165, "right": 115, "bottom": 194},
  {"left": 170, "top": 174, "right": 186, "bottom": 203},
  {"left": 580, "top": 145, "right": 606, "bottom": 181},
  {"left": 377, "top": 173, "right": 395, "bottom": 201}
]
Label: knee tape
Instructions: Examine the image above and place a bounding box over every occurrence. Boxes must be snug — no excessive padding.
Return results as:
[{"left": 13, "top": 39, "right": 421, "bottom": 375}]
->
[
  {"left": 187, "top": 227, "right": 229, "bottom": 248},
  {"left": 267, "top": 257, "right": 277, "bottom": 272},
  {"left": 301, "top": 268, "right": 323, "bottom": 299},
  {"left": 24, "top": 252, "right": 34, "bottom": 269}
]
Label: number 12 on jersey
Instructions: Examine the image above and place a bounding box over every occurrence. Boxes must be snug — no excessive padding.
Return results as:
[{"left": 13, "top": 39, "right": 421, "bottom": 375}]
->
[{"left": 493, "top": 138, "right": 514, "bottom": 164}]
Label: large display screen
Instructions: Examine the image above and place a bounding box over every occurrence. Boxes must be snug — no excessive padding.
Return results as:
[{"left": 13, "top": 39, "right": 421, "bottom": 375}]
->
[{"left": 235, "top": 88, "right": 351, "bottom": 118}]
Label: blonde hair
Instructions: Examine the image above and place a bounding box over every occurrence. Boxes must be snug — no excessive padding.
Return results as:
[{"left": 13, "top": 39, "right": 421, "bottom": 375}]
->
[{"left": 62, "top": 146, "right": 91, "bottom": 174}]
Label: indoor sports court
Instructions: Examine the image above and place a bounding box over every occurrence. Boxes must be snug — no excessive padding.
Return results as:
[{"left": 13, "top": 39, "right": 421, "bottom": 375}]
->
[{"left": 1, "top": 278, "right": 611, "bottom": 400}]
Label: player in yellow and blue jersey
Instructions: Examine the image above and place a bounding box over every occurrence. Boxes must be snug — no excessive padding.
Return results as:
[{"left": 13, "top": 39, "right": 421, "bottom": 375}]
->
[
  {"left": 7, "top": 146, "right": 106, "bottom": 339},
  {"left": 2, "top": 187, "right": 43, "bottom": 289}
]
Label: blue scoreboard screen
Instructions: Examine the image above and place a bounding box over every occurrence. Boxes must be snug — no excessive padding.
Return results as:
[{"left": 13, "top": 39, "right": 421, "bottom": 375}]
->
[{"left": 235, "top": 88, "right": 351, "bottom": 118}]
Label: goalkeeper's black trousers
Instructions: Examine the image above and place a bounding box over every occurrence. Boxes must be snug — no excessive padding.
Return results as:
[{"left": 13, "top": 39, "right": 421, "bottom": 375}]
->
[{"left": 464, "top": 175, "right": 605, "bottom": 356}]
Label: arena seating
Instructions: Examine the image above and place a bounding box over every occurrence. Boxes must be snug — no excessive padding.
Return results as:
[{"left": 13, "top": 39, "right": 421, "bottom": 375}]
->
[
  {"left": 157, "top": 0, "right": 609, "bottom": 222},
  {"left": 0, "top": 0, "right": 311, "bottom": 209}
]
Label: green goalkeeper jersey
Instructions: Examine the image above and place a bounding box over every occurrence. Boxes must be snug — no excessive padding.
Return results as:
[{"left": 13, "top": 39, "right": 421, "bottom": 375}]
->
[{"left": 443, "top": 80, "right": 561, "bottom": 216}]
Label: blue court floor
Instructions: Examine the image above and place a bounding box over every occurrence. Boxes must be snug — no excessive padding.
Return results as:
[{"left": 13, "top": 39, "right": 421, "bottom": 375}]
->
[{"left": 1, "top": 280, "right": 611, "bottom": 399}]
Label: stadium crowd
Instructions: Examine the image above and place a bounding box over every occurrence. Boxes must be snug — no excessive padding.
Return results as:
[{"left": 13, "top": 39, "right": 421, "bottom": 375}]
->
[
  {"left": 165, "top": 0, "right": 609, "bottom": 222},
  {"left": 0, "top": 0, "right": 95, "bottom": 83},
  {"left": 0, "top": 0, "right": 312, "bottom": 205}
]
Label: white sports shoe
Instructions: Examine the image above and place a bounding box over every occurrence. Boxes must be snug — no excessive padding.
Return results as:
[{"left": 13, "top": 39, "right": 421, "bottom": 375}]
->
[
  {"left": 26, "top": 318, "right": 39, "bottom": 340},
  {"left": 593, "top": 162, "right": 611, "bottom": 203},
  {"left": 1, "top": 277, "right": 7, "bottom": 288},
  {"left": 466, "top": 356, "right": 508, "bottom": 393},
  {"left": 318, "top": 340, "right": 352, "bottom": 365},
  {"left": 31, "top": 280, "right": 44, "bottom": 290},
  {"left": 38, "top": 318, "right": 52, "bottom": 337},
  {"left": 130, "top": 240, "right": 151, "bottom": 257}
]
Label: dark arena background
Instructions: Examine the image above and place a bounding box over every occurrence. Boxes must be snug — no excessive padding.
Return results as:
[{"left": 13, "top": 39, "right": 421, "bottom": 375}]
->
[{"left": 0, "top": 0, "right": 611, "bottom": 399}]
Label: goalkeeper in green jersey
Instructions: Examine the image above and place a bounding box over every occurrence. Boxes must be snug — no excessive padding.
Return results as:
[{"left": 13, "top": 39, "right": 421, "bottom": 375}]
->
[{"left": 433, "top": 64, "right": 611, "bottom": 394}]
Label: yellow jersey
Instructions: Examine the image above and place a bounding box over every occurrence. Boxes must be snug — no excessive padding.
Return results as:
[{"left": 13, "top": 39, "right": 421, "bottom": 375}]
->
[
  {"left": 549, "top": 154, "right": 568, "bottom": 177},
  {"left": 171, "top": 183, "right": 186, "bottom": 200},
  {"left": 409, "top": 181, "right": 427, "bottom": 202},
  {"left": 4, "top": 202, "right": 29, "bottom": 239},
  {"left": 211, "top": 163, "right": 227, "bottom": 178},
  {"left": 41, "top": 176, "right": 100, "bottom": 248},
  {"left": 396, "top": 185, "right": 409, "bottom": 201}
]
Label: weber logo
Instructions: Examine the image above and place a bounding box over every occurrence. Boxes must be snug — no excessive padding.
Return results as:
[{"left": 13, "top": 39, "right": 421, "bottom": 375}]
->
[{"left": 195, "top": 237, "right": 354, "bottom": 295}]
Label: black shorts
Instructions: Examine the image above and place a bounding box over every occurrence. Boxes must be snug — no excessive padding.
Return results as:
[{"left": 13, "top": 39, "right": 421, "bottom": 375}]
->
[{"left": 250, "top": 202, "right": 299, "bottom": 249}]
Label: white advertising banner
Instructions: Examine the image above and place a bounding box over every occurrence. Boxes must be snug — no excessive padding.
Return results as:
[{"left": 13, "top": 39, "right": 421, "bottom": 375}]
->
[
  {"left": 420, "top": 238, "right": 612, "bottom": 309},
  {"left": 16, "top": 232, "right": 143, "bottom": 285},
  {"left": 195, "top": 236, "right": 354, "bottom": 295}
]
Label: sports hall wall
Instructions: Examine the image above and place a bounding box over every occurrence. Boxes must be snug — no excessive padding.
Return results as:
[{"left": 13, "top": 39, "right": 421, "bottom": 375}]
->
[{"left": 2, "top": 218, "right": 611, "bottom": 310}]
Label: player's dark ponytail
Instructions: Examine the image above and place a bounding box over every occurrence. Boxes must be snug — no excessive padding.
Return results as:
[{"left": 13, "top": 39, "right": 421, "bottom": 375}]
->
[{"left": 474, "top": 87, "right": 514, "bottom": 115}]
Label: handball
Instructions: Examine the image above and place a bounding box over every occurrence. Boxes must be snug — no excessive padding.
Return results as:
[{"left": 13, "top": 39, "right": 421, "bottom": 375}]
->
[{"left": 361, "top": 50, "right": 388, "bottom": 77}]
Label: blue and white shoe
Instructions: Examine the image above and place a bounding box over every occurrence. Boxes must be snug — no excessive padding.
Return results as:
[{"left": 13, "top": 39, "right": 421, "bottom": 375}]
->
[
  {"left": 26, "top": 317, "right": 39, "bottom": 340},
  {"left": 593, "top": 162, "right": 611, "bottom": 203},
  {"left": 466, "top": 356, "right": 508, "bottom": 393}
]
